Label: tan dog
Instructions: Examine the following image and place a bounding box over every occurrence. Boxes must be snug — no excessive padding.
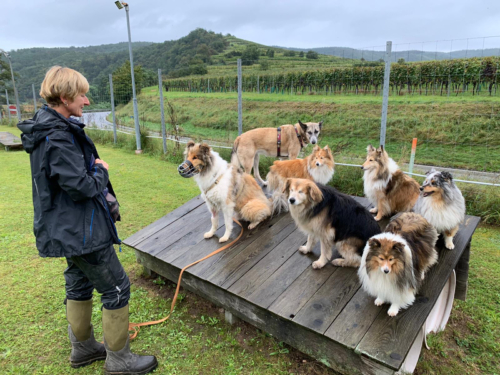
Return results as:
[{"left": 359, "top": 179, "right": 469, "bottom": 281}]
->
[
  {"left": 178, "top": 141, "right": 272, "bottom": 242},
  {"left": 267, "top": 145, "right": 334, "bottom": 214},
  {"left": 231, "top": 120, "right": 323, "bottom": 186},
  {"left": 285, "top": 178, "right": 381, "bottom": 269},
  {"left": 362, "top": 145, "right": 420, "bottom": 221}
]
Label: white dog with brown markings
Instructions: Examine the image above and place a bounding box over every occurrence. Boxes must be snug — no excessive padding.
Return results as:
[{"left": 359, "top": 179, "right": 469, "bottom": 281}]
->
[{"left": 178, "top": 141, "right": 272, "bottom": 242}]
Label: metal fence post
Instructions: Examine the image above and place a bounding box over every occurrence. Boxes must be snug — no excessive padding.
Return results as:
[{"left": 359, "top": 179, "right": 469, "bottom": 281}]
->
[
  {"left": 408, "top": 138, "right": 418, "bottom": 174},
  {"left": 5, "top": 89, "right": 11, "bottom": 121},
  {"left": 32, "top": 84, "right": 38, "bottom": 113},
  {"left": 380, "top": 41, "right": 392, "bottom": 147},
  {"left": 257, "top": 75, "right": 260, "bottom": 94},
  {"left": 158, "top": 69, "right": 167, "bottom": 154},
  {"left": 237, "top": 58, "right": 242, "bottom": 135},
  {"left": 109, "top": 74, "right": 117, "bottom": 144}
]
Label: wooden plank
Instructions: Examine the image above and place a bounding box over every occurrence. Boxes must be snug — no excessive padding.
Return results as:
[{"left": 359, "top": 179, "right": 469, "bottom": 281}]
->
[
  {"left": 134, "top": 250, "right": 395, "bottom": 375},
  {"left": 228, "top": 228, "right": 307, "bottom": 298},
  {"left": 292, "top": 267, "right": 360, "bottom": 334},
  {"left": 169, "top": 223, "right": 242, "bottom": 267},
  {"left": 135, "top": 204, "right": 209, "bottom": 255},
  {"left": 123, "top": 195, "right": 204, "bottom": 247},
  {"left": 270, "top": 264, "right": 337, "bottom": 319},
  {"left": 247, "top": 246, "right": 319, "bottom": 309},
  {"left": 325, "top": 288, "right": 383, "bottom": 350},
  {"left": 202, "top": 215, "right": 295, "bottom": 286},
  {"left": 356, "top": 215, "right": 480, "bottom": 371},
  {"left": 351, "top": 195, "right": 371, "bottom": 207},
  {"left": 454, "top": 241, "right": 470, "bottom": 301},
  {"left": 188, "top": 214, "right": 285, "bottom": 278}
]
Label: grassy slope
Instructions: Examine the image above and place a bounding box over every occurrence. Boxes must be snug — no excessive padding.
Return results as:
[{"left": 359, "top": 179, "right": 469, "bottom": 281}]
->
[
  {"left": 115, "top": 89, "right": 500, "bottom": 172},
  {"left": 1, "top": 123, "right": 499, "bottom": 374}
]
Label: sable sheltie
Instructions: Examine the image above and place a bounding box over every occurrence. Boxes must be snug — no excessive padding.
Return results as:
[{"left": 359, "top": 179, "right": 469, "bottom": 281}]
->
[
  {"left": 178, "top": 141, "right": 272, "bottom": 242},
  {"left": 284, "top": 178, "right": 381, "bottom": 269},
  {"left": 358, "top": 212, "right": 438, "bottom": 316},
  {"left": 414, "top": 168, "right": 465, "bottom": 250},
  {"left": 362, "top": 145, "right": 420, "bottom": 221},
  {"left": 267, "top": 145, "right": 335, "bottom": 214}
]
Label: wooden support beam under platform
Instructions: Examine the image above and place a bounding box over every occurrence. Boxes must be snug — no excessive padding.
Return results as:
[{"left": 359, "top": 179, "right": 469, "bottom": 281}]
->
[{"left": 124, "top": 195, "right": 480, "bottom": 374}]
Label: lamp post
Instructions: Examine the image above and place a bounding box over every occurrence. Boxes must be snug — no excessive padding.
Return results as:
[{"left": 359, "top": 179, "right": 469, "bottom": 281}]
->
[
  {"left": 0, "top": 48, "right": 22, "bottom": 121},
  {"left": 115, "top": 1, "right": 142, "bottom": 154}
]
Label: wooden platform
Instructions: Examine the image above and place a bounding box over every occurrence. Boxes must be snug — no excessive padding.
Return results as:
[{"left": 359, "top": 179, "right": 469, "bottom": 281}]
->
[
  {"left": 0, "top": 132, "right": 23, "bottom": 151},
  {"left": 124, "top": 195, "right": 480, "bottom": 374}
]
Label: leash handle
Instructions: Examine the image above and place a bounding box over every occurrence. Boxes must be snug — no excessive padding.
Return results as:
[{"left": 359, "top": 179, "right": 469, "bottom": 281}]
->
[{"left": 128, "top": 219, "right": 244, "bottom": 339}]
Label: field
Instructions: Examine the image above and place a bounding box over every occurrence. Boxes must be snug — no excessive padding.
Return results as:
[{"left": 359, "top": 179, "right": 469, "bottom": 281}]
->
[{"left": 1, "top": 123, "right": 499, "bottom": 374}]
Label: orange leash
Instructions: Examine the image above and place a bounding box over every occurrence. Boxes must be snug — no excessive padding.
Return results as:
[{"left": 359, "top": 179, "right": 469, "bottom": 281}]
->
[{"left": 128, "top": 219, "right": 243, "bottom": 340}]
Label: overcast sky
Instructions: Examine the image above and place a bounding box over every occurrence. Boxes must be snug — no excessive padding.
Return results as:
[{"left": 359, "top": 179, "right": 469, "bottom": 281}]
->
[{"left": 1, "top": 0, "right": 500, "bottom": 53}]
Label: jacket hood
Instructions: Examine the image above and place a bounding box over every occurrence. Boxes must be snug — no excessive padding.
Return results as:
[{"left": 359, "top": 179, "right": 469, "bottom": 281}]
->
[{"left": 17, "top": 106, "right": 85, "bottom": 154}]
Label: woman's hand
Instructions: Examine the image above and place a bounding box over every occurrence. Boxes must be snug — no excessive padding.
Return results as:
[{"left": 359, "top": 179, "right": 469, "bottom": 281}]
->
[{"left": 95, "top": 159, "right": 109, "bottom": 170}]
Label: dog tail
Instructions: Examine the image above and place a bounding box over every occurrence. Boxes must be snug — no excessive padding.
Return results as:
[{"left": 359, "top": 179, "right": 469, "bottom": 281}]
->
[
  {"left": 270, "top": 191, "right": 289, "bottom": 216},
  {"left": 231, "top": 136, "right": 241, "bottom": 167}
]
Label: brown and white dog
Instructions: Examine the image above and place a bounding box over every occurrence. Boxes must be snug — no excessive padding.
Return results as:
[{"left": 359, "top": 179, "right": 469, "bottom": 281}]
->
[
  {"left": 362, "top": 145, "right": 420, "bottom": 221},
  {"left": 231, "top": 120, "right": 323, "bottom": 186},
  {"left": 413, "top": 168, "right": 465, "bottom": 249},
  {"left": 267, "top": 145, "right": 335, "bottom": 214},
  {"left": 178, "top": 141, "right": 272, "bottom": 242},
  {"left": 285, "top": 178, "right": 381, "bottom": 269},
  {"left": 358, "top": 212, "right": 438, "bottom": 316}
]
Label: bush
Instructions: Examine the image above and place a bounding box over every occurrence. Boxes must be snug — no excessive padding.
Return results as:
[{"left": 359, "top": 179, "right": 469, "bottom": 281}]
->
[{"left": 306, "top": 50, "right": 319, "bottom": 59}]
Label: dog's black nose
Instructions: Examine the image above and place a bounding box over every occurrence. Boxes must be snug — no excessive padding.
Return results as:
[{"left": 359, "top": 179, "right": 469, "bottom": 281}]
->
[
  {"left": 289, "top": 197, "right": 296, "bottom": 204},
  {"left": 420, "top": 186, "right": 424, "bottom": 191},
  {"left": 316, "top": 162, "right": 320, "bottom": 166},
  {"left": 312, "top": 140, "right": 317, "bottom": 144},
  {"left": 384, "top": 269, "right": 389, "bottom": 274},
  {"left": 360, "top": 166, "right": 364, "bottom": 170}
]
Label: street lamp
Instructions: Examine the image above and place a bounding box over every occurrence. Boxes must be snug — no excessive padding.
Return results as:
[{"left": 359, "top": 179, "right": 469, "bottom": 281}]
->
[
  {"left": 115, "top": 1, "right": 142, "bottom": 154},
  {"left": 0, "top": 48, "right": 22, "bottom": 121}
]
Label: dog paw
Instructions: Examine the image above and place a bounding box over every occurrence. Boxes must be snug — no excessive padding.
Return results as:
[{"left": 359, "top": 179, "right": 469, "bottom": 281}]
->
[
  {"left": 204, "top": 232, "right": 214, "bottom": 239},
  {"left": 219, "top": 236, "right": 229, "bottom": 243},
  {"left": 312, "top": 260, "right": 326, "bottom": 269},
  {"left": 374, "top": 298, "right": 384, "bottom": 306},
  {"left": 445, "top": 241, "right": 455, "bottom": 250},
  {"left": 374, "top": 215, "right": 383, "bottom": 222},
  {"left": 369, "top": 207, "right": 378, "bottom": 214},
  {"left": 388, "top": 305, "right": 400, "bottom": 317},
  {"left": 248, "top": 223, "right": 257, "bottom": 230},
  {"left": 299, "top": 245, "right": 311, "bottom": 254},
  {"left": 332, "top": 258, "right": 345, "bottom": 267}
]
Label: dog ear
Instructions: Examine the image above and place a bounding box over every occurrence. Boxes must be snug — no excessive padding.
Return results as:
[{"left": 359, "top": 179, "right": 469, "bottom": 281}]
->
[
  {"left": 199, "top": 143, "right": 211, "bottom": 155},
  {"left": 308, "top": 182, "right": 323, "bottom": 203},
  {"left": 378, "top": 145, "right": 385, "bottom": 154},
  {"left": 313, "top": 144, "right": 320, "bottom": 152},
  {"left": 283, "top": 179, "right": 292, "bottom": 195},
  {"left": 368, "top": 238, "right": 381, "bottom": 249},
  {"left": 392, "top": 242, "right": 405, "bottom": 253},
  {"left": 318, "top": 121, "right": 323, "bottom": 130},
  {"left": 426, "top": 167, "right": 436, "bottom": 176},
  {"left": 184, "top": 141, "right": 195, "bottom": 158},
  {"left": 367, "top": 144, "right": 375, "bottom": 153},
  {"left": 298, "top": 120, "right": 308, "bottom": 132},
  {"left": 441, "top": 171, "right": 453, "bottom": 182}
]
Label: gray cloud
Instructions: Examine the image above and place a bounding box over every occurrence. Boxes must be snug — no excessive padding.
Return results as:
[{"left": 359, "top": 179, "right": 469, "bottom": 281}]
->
[{"left": 1, "top": 0, "right": 499, "bottom": 52}]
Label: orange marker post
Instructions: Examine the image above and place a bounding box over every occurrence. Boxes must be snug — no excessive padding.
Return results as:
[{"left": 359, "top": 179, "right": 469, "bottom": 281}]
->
[{"left": 409, "top": 138, "right": 418, "bottom": 175}]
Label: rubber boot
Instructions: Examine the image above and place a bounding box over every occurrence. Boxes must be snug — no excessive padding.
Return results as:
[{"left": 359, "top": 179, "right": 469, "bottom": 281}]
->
[
  {"left": 66, "top": 299, "right": 106, "bottom": 368},
  {"left": 103, "top": 304, "right": 158, "bottom": 375}
]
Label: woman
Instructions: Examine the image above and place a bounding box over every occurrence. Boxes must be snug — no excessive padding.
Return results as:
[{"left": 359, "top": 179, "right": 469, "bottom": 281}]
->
[{"left": 18, "top": 66, "right": 157, "bottom": 375}]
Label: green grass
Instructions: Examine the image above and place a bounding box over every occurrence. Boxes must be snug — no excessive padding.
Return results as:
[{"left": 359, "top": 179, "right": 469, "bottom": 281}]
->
[
  {"left": 113, "top": 88, "right": 500, "bottom": 173},
  {"left": 1, "top": 123, "right": 499, "bottom": 375}
]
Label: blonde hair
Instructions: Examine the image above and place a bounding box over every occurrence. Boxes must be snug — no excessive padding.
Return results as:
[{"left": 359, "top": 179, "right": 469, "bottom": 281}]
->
[{"left": 40, "top": 66, "right": 89, "bottom": 106}]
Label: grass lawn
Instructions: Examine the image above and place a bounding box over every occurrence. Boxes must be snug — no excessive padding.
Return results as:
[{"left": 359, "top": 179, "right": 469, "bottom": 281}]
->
[{"left": 0, "top": 123, "right": 499, "bottom": 374}]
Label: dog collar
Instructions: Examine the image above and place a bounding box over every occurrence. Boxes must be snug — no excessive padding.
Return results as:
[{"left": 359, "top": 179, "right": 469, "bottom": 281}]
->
[
  {"left": 204, "top": 173, "right": 224, "bottom": 195},
  {"left": 294, "top": 125, "right": 304, "bottom": 149}
]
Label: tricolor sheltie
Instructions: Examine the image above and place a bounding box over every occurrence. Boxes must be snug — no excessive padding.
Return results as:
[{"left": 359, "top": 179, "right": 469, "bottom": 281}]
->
[
  {"left": 267, "top": 145, "right": 335, "bottom": 214},
  {"left": 362, "top": 145, "right": 420, "bottom": 221},
  {"left": 358, "top": 212, "right": 438, "bottom": 316},
  {"left": 178, "top": 141, "right": 272, "bottom": 242},
  {"left": 414, "top": 168, "right": 465, "bottom": 250},
  {"left": 284, "top": 178, "right": 381, "bottom": 269}
]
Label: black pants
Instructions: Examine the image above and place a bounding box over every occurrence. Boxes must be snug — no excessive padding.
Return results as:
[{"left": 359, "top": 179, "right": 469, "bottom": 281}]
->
[{"left": 64, "top": 245, "right": 130, "bottom": 310}]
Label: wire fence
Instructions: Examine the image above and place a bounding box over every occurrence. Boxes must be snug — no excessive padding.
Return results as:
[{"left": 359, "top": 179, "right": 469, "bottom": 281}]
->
[{"left": 1, "top": 37, "right": 499, "bottom": 182}]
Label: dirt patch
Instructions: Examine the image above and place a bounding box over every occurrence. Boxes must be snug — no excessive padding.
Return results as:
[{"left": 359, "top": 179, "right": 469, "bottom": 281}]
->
[{"left": 130, "top": 269, "right": 339, "bottom": 374}]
